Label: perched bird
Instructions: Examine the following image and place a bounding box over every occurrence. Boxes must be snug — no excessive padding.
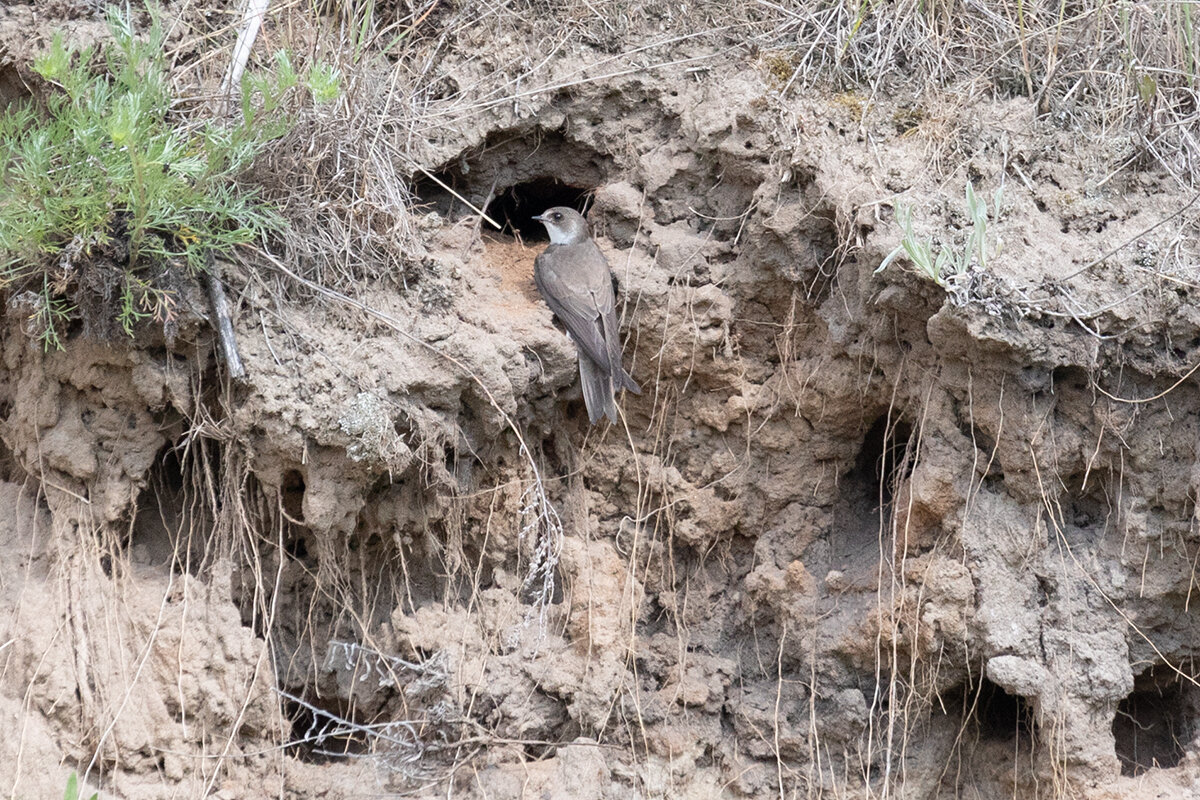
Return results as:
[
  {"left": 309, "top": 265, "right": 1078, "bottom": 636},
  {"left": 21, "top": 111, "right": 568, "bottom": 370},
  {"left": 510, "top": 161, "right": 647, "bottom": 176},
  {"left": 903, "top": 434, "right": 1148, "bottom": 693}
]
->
[{"left": 532, "top": 206, "right": 640, "bottom": 424}]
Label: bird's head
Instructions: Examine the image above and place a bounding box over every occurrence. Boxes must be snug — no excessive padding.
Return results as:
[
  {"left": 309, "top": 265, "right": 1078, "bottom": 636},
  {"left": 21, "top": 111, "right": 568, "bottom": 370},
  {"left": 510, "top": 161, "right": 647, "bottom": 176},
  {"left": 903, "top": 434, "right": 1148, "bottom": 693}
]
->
[{"left": 532, "top": 207, "right": 590, "bottom": 245}]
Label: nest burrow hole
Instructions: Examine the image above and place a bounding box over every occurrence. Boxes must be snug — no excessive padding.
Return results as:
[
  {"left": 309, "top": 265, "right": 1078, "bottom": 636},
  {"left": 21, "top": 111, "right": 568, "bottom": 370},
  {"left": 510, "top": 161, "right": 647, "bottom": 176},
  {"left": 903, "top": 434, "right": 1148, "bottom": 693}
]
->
[
  {"left": 943, "top": 677, "right": 1037, "bottom": 746},
  {"left": 281, "top": 468, "right": 306, "bottom": 523},
  {"left": 854, "top": 414, "right": 914, "bottom": 509},
  {"left": 485, "top": 178, "right": 592, "bottom": 240},
  {"left": 1113, "top": 664, "right": 1197, "bottom": 775},
  {"left": 973, "top": 678, "right": 1036, "bottom": 742},
  {"left": 0, "top": 63, "right": 29, "bottom": 109},
  {"left": 283, "top": 694, "right": 370, "bottom": 763},
  {"left": 410, "top": 130, "right": 605, "bottom": 240},
  {"left": 128, "top": 441, "right": 202, "bottom": 574}
]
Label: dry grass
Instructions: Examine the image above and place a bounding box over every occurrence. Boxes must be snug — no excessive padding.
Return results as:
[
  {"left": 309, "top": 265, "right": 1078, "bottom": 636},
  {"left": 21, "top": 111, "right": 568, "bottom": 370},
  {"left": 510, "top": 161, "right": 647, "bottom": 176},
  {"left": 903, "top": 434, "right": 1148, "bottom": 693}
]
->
[
  {"left": 154, "top": 1, "right": 1200, "bottom": 297},
  {"left": 761, "top": 1, "right": 1200, "bottom": 185}
]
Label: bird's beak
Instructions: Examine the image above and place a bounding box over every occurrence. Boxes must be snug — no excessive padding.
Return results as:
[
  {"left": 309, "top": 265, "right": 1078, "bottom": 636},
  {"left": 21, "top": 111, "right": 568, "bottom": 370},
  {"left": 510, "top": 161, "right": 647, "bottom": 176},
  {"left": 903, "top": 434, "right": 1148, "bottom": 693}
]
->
[{"left": 531, "top": 214, "right": 547, "bottom": 222}]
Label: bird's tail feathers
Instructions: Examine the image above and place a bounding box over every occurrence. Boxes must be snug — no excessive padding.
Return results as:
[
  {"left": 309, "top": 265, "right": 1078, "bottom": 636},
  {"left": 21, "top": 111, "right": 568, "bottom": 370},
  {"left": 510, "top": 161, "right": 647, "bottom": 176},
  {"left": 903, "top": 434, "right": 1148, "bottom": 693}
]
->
[{"left": 579, "top": 356, "right": 619, "bottom": 424}]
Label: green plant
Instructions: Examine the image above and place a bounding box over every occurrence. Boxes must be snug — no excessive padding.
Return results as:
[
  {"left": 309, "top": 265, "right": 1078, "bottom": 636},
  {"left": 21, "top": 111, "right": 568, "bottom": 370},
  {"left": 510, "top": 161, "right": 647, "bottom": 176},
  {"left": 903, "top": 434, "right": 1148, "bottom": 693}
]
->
[
  {"left": 238, "top": 47, "right": 342, "bottom": 126},
  {"left": 0, "top": 6, "right": 286, "bottom": 349},
  {"left": 305, "top": 61, "right": 343, "bottom": 105},
  {"left": 63, "top": 771, "right": 98, "bottom": 800},
  {"left": 877, "top": 181, "right": 1003, "bottom": 288}
]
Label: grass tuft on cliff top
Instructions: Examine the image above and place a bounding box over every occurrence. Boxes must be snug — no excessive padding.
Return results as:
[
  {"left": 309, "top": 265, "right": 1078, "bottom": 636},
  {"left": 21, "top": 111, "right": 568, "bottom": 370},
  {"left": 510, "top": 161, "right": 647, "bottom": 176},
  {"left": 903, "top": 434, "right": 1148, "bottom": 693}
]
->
[{"left": 0, "top": 7, "right": 285, "bottom": 350}]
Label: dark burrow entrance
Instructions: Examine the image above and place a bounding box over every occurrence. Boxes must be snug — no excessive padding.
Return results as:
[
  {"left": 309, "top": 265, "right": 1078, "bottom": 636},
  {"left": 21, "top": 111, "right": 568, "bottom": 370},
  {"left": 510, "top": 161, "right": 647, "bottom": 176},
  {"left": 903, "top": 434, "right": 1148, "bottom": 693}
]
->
[
  {"left": 0, "top": 63, "right": 29, "bottom": 108},
  {"left": 408, "top": 126, "right": 606, "bottom": 240},
  {"left": 484, "top": 177, "right": 592, "bottom": 240},
  {"left": 941, "top": 676, "right": 1037, "bottom": 743},
  {"left": 971, "top": 677, "right": 1036, "bottom": 742},
  {"left": 932, "top": 676, "right": 1038, "bottom": 793},
  {"left": 283, "top": 693, "right": 370, "bottom": 762},
  {"left": 824, "top": 414, "right": 914, "bottom": 577},
  {"left": 126, "top": 439, "right": 211, "bottom": 576},
  {"left": 855, "top": 414, "right": 914, "bottom": 510},
  {"left": 1113, "top": 663, "right": 1196, "bottom": 775},
  {"left": 412, "top": 169, "right": 592, "bottom": 241}
]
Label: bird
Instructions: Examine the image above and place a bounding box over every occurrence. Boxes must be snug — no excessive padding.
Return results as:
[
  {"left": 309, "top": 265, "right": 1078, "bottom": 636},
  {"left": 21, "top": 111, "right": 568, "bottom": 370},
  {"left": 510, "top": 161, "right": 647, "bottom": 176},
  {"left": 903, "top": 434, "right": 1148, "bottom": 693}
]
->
[{"left": 532, "top": 206, "right": 640, "bottom": 424}]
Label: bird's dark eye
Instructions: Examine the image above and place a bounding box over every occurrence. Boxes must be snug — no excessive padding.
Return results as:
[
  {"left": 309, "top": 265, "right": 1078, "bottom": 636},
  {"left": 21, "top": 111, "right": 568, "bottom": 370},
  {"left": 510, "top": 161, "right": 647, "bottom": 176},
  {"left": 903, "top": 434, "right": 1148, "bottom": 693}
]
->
[{"left": 552, "top": 212, "right": 562, "bottom": 220}]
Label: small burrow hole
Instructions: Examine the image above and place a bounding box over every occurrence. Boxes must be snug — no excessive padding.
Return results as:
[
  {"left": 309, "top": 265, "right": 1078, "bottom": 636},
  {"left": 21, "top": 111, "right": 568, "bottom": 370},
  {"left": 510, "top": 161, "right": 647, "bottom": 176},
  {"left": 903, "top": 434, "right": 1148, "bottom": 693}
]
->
[
  {"left": 393, "top": 409, "right": 414, "bottom": 440},
  {"left": 484, "top": 177, "right": 592, "bottom": 240},
  {"left": 0, "top": 408, "right": 20, "bottom": 483},
  {"left": 522, "top": 740, "right": 556, "bottom": 761},
  {"left": 1114, "top": 664, "right": 1196, "bottom": 775},
  {"left": 284, "top": 532, "right": 310, "bottom": 562},
  {"left": 129, "top": 442, "right": 201, "bottom": 574},
  {"left": 409, "top": 129, "right": 608, "bottom": 234},
  {"left": 825, "top": 413, "right": 913, "bottom": 575},
  {"left": 852, "top": 415, "right": 914, "bottom": 509},
  {"left": 975, "top": 678, "right": 1035, "bottom": 741},
  {"left": 283, "top": 694, "right": 369, "bottom": 762},
  {"left": 281, "top": 469, "right": 306, "bottom": 523},
  {"left": 943, "top": 676, "right": 1036, "bottom": 744},
  {"left": 1051, "top": 365, "right": 1090, "bottom": 394}
]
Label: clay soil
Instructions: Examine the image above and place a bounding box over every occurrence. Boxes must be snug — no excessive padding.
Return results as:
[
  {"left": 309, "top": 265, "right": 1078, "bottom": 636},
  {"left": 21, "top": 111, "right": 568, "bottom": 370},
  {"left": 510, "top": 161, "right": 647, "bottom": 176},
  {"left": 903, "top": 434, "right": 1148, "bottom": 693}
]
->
[{"left": 3, "top": 2, "right": 1200, "bottom": 799}]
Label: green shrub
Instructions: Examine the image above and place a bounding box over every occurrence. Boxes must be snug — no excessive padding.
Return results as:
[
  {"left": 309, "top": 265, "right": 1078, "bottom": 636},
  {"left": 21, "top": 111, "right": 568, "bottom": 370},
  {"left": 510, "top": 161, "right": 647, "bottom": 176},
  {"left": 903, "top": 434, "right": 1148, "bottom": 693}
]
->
[
  {"left": 0, "top": 7, "right": 286, "bottom": 349},
  {"left": 877, "top": 181, "right": 1003, "bottom": 289}
]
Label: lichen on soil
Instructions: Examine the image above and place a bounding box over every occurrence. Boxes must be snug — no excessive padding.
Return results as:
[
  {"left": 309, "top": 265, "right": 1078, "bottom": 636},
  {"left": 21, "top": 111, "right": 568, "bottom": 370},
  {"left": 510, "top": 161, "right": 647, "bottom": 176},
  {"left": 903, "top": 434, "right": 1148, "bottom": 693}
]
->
[{"left": 4, "top": 2, "right": 1200, "bottom": 799}]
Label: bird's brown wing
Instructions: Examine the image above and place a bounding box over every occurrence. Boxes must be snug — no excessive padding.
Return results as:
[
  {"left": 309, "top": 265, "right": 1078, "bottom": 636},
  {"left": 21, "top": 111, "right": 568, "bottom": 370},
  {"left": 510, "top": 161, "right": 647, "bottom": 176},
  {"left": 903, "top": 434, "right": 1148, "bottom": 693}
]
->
[
  {"left": 533, "top": 242, "right": 616, "bottom": 374},
  {"left": 602, "top": 305, "right": 641, "bottom": 394}
]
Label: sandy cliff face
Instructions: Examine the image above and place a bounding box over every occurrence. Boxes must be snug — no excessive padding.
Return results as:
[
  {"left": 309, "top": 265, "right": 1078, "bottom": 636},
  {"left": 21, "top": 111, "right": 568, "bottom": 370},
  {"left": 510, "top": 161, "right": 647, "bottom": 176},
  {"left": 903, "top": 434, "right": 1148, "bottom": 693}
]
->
[{"left": 3, "top": 5, "right": 1200, "bottom": 799}]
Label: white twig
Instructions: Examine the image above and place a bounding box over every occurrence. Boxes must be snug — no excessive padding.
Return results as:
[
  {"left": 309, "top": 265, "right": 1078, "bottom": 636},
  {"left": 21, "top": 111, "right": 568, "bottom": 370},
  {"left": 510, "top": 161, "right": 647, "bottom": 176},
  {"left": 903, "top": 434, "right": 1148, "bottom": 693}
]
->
[{"left": 222, "top": 0, "right": 272, "bottom": 113}]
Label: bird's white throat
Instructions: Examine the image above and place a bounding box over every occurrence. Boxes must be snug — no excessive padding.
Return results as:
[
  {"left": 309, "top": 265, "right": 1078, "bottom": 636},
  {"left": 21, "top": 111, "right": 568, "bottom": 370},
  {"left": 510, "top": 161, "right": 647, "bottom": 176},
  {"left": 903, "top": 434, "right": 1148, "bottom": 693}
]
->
[{"left": 545, "top": 226, "right": 577, "bottom": 245}]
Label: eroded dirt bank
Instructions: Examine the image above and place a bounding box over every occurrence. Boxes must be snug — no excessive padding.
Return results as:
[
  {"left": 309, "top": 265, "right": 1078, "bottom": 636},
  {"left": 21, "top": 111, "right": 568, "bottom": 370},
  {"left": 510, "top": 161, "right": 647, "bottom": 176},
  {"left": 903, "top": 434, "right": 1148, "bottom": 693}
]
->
[{"left": 3, "top": 4, "right": 1200, "bottom": 799}]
